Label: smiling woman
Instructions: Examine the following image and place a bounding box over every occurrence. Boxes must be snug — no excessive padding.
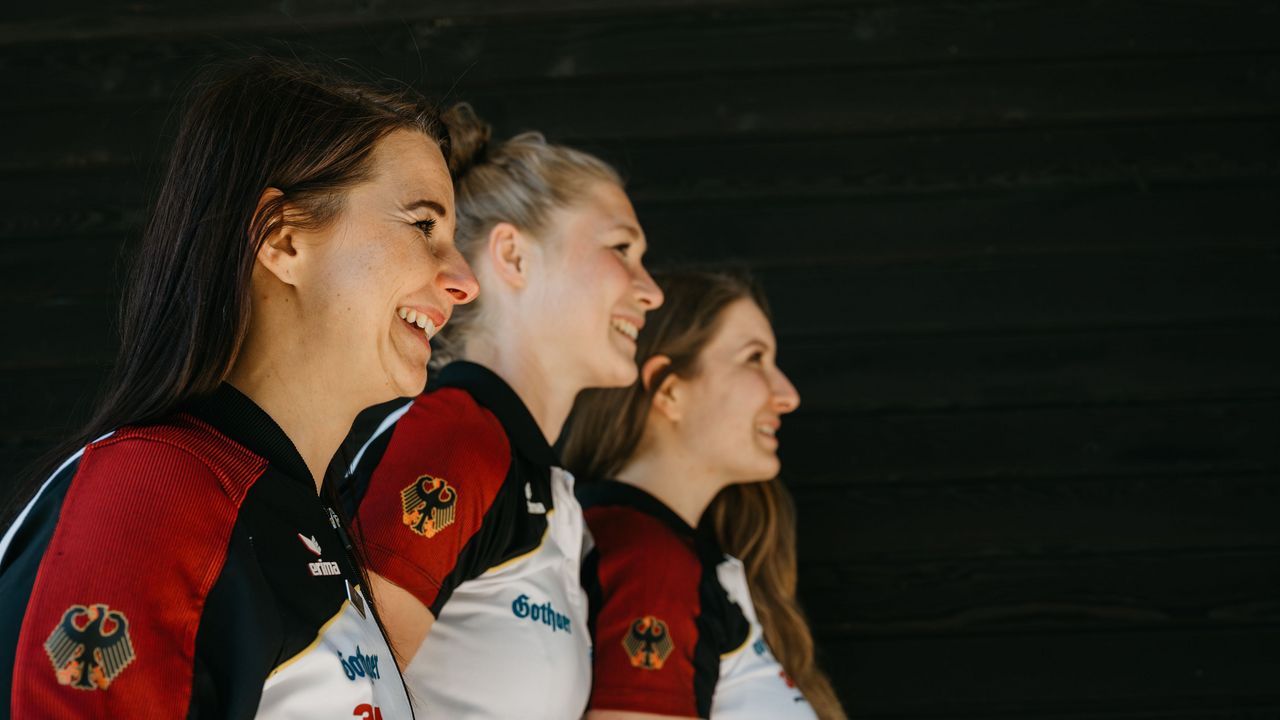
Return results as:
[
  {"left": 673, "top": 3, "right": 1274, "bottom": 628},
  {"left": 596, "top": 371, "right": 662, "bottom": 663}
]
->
[
  {"left": 564, "top": 269, "right": 846, "bottom": 720},
  {"left": 336, "top": 103, "right": 663, "bottom": 717},
  {"left": 0, "top": 57, "right": 476, "bottom": 719}
]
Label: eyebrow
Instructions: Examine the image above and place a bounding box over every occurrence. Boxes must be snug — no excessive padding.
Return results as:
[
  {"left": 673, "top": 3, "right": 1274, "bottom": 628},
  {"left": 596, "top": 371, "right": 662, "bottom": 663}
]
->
[
  {"left": 403, "top": 199, "right": 447, "bottom": 217},
  {"left": 606, "top": 223, "right": 644, "bottom": 240}
]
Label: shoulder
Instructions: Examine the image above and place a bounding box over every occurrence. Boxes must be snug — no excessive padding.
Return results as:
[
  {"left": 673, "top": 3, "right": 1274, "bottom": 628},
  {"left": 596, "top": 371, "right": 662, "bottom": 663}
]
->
[
  {"left": 8, "top": 418, "right": 263, "bottom": 714},
  {"left": 587, "top": 504, "right": 702, "bottom": 583},
  {"left": 77, "top": 415, "right": 266, "bottom": 512},
  {"left": 586, "top": 504, "right": 703, "bottom": 606},
  {"left": 373, "top": 387, "right": 513, "bottom": 496}
]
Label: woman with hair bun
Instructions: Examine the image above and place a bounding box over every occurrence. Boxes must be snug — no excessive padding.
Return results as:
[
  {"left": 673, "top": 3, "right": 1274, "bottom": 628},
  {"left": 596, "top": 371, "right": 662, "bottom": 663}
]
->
[
  {"left": 339, "top": 104, "right": 664, "bottom": 717},
  {"left": 0, "top": 58, "right": 477, "bottom": 718},
  {"left": 563, "top": 269, "right": 847, "bottom": 720}
]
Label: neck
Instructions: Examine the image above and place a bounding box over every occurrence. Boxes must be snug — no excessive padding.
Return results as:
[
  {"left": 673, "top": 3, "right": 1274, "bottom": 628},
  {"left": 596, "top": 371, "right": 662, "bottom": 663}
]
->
[
  {"left": 227, "top": 334, "right": 365, "bottom": 494},
  {"left": 615, "top": 438, "right": 727, "bottom": 528},
  {"left": 465, "top": 333, "right": 579, "bottom": 445}
]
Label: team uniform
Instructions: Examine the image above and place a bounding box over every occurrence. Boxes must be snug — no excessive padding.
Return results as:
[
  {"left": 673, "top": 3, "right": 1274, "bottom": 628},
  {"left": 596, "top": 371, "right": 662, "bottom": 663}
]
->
[
  {"left": 0, "top": 383, "right": 412, "bottom": 719},
  {"left": 341, "top": 361, "right": 591, "bottom": 719},
  {"left": 579, "top": 480, "right": 817, "bottom": 719}
]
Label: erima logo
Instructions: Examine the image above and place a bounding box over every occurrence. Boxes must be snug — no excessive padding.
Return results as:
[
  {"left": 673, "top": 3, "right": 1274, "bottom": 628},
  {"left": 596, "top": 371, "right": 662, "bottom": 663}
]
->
[
  {"left": 45, "top": 604, "right": 136, "bottom": 690},
  {"left": 298, "top": 533, "right": 322, "bottom": 556},
  {"left": 309, "top": 560, "right": 341, "bottom": 576}
]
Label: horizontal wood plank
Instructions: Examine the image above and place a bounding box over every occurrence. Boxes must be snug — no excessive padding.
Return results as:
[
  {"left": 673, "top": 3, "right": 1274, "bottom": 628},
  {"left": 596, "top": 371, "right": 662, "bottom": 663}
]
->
[
  {"left": 815, "top": 624, "right": 1280, "bottom": 716},
  {"left": 6, "top": 2, "right": 1280, "bottom": 100},
  {"left": 791, "top": 472, "right": 1280, "bottom": 562},
  {"left": 780, "top": 399, "right": 1280, "bottom": 482}
]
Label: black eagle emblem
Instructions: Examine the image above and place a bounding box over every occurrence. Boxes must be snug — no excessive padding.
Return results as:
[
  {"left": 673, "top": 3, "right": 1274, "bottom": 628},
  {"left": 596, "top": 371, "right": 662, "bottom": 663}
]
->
[
  {"left": 622, "top": 615, "right": 674, "bottom": 670},
  {"left": 401, "top": 474, "right": 458, "bottom": 538},
  {"left": 44, "top": 604, "right": 136, "bottom": 690}
]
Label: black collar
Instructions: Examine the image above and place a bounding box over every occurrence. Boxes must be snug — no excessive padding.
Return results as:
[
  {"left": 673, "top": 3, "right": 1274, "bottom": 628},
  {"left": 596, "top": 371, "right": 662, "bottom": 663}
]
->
[
  {"left": 184, "top": 382, "right": 316, "bottom": 490},
  {"left": 577, "top": 479, "right": 697, "bottom": 539},
  {"left": 435, "top": 361, "right": 560, "bottom": 467}
]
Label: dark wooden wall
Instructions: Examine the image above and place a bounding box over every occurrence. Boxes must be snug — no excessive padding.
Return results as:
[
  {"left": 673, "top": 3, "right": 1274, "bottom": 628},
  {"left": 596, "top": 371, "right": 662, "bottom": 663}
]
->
[{"left": 3, "top": 1, "right": 1279, "bottom": 716}]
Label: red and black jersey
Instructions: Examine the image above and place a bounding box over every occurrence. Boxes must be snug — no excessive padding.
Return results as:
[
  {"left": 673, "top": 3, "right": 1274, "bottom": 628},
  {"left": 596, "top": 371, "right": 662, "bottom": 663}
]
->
[
  {"left": 339, "top": 361, "right": 592, "bottom": 717},
  {"left": 0, "top": 384, "right": 412, "bottom": 719},
  {"left": 580, "top": 480, "right": 816, "bottom": 719}
]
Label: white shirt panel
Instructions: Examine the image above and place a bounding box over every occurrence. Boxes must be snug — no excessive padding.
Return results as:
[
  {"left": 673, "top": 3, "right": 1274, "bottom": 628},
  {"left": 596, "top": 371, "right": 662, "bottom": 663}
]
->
[
  {"left": 711, "top": 556, "right": 818, "bottom": 720},
  {"left": 401, "top": 467, "right": 592, "bottom": 719},
  {"left": 257, "top": 586, "right": 413, "bottom": 720}
]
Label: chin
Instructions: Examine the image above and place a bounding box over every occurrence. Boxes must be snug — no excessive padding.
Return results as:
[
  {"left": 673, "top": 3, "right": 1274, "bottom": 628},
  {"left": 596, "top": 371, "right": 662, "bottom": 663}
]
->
[
  {"left": 592, "top": 356, "right": 640, "bottom": 389},
  {"left": 386, "top": 365, "right": 429, "bottom": 400}
]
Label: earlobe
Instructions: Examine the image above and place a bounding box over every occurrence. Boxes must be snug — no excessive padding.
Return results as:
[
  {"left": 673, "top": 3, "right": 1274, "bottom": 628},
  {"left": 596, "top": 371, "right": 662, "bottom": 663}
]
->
[{"left": 488, "top": 222, "right": 527, "bottom": 289}]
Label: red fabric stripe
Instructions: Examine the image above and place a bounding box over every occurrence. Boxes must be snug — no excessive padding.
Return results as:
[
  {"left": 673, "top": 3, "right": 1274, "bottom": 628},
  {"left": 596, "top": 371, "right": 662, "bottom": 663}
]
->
[
  {"left": 354, "top": 387, "right": 511, "bottom": 609},
  {"left": 11, "top": 416, "right": 264, "bottom": 719},
  {"left": 585, "top": 505, "right": 704, "bottom": 717}
]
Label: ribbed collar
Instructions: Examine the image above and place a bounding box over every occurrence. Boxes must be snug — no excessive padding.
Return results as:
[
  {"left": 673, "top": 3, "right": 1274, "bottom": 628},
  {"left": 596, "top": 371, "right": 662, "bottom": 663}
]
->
[
  {"left": 184, "top": 382, "right": 316, "bottom": 490},
  {"left": 435, "top": 361, "right": 560, "bottom": 468}
]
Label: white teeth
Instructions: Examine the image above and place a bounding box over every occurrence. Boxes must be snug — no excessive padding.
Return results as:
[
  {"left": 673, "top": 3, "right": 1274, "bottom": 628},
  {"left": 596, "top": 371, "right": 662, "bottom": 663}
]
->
[
  {"left": 397, "top": 306, "right": 439, "bottom": 339},
  {"left": 611, "top": 318, "right": 639, "bottom": 341},
  {"left": 757, "top": 425, "right": 776, "bottom": 437}
]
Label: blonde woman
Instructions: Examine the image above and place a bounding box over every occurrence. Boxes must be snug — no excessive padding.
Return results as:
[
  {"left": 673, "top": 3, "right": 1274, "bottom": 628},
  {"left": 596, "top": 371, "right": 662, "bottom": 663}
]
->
[
  {"left": 339, "top": 105, "right": 663, "bottom": 717},
  {"left": 564, "top": 269, "right": 846, "bottom": 720}
]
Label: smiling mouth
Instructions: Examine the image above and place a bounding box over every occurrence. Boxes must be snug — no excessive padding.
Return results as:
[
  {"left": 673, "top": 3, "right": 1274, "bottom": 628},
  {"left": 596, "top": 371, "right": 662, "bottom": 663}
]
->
[
  {"left": 397, "top": 306, "right": 439, "bottom": 341},
  {"left": 611, "top": 318, "right": 639, "bottom": 341},
  {"left": 756, "top": 424, "right": 777, "bottom": 438}
]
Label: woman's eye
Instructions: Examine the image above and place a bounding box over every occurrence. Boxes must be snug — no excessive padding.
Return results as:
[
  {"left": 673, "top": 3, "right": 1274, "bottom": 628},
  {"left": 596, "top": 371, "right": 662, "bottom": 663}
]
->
[
  {"left": 747, "top": 351, "right": 765, "bottom": 365},
  {"left": 415, "top": 218, "right": 437, "bottom": 238},
  {"left": 611, "top": 242, "right": 632, "bottom": 255}
]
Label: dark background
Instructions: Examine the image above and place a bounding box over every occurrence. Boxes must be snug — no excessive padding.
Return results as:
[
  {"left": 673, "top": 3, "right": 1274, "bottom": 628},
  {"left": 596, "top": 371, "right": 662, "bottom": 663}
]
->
[{"left": 3, "top": 1, "right": 1279, "bottom": 716}]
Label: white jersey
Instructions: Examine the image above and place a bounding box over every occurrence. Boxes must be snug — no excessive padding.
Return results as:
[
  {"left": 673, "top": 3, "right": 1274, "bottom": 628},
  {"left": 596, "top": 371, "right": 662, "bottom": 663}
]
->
[
  {"left": 342, "top": 362, "right": 592, "bottom": 718},
  {"left": 402, "top": 467, "right": 591, "bottom": 718},
  {"left": 712, "top": 556, "right": 817, "bottom": 719}
]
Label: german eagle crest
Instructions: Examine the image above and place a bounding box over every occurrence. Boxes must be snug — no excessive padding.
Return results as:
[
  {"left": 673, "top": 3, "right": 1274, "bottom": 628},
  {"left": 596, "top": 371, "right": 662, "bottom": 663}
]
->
[
  {"left": 623, "top": 615, "right": 674, "bottom": 670},
  {"left": 44, "top": 604, "right": 136, "bottom": 690},
  {"left": 401, "top": 474, "right": 458, "bottom": 538}
]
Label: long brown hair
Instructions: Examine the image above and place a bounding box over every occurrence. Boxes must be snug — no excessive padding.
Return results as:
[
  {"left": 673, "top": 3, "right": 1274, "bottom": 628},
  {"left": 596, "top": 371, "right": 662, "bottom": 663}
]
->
[
  {"left": 563, "top": 269, "right": 846, "bottom": 719},
  {"left": 5, "top": 57, "right": 448, "bottom": 525}
]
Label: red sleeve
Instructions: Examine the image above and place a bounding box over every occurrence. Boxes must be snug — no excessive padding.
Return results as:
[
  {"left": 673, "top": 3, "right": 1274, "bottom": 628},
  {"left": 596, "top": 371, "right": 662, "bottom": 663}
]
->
[
  {"left": 585, "top": 506, "right": 708, "bottom": 718},
  {"left": 353, "top": 388, "right": 512, "bottom": 611},
  {"left": 11, "top": 421, "right": 263, "bottom": 718}
]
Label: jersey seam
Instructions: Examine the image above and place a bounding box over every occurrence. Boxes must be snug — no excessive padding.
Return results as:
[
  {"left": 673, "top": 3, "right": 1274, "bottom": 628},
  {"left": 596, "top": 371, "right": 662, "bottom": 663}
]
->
[{"left": 94, "top": 434, "right": 262, "bottom": 503}]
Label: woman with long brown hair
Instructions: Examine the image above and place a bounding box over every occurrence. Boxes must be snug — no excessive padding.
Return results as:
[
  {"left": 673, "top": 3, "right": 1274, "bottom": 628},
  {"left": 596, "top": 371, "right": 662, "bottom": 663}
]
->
[
  {"left": 0, "top": 58, "right": 477, "bottom": 718},
  {"left": 337, "top": 104, "right": 663, "bottom": 717},
  {"left": 564, "top": 269, "right": 846, "bottom": 720}
]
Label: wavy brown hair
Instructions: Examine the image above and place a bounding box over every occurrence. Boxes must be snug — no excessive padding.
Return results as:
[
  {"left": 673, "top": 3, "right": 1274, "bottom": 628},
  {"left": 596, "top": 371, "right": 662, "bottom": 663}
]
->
[{"left": 563, "top": 268, "right": 846, "bottom": 719}]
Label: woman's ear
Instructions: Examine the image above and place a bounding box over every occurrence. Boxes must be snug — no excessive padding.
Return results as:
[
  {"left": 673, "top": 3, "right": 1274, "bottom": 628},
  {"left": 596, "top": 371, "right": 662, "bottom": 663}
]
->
[
  {"left": 642, "top": 355, "right": 682, "bottom": 423},
  {"left": 487, "top": 221, "right": 528, "bottom": 290},
  {"left": 253, "top": 188, "right": 301, "bottom": 287}
]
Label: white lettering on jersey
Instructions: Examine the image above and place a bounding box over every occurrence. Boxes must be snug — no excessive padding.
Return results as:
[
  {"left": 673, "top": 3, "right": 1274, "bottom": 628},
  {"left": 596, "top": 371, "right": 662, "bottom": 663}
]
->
[{"left": 309, "top": 561, "right": 341, "bottom": 576}]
